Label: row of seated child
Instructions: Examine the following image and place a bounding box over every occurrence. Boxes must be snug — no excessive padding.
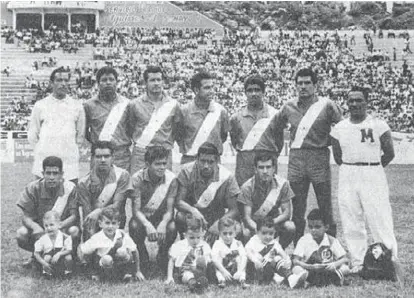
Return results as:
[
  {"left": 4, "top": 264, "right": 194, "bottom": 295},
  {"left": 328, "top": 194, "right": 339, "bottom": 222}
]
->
[{"left": 34, "top": 206, "right": 352, "bottom": 293}]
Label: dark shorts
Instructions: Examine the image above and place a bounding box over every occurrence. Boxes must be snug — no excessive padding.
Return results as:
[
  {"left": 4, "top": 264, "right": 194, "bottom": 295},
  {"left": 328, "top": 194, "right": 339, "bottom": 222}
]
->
[
  {"left": 288, "top": 148, "right": 330, "bottom": 183},
  {"left": 307, "top": 270, "right": 340, "bottom": 287},
  {"left": 246, "top": 258, "right": 291, "bottom": 283}
]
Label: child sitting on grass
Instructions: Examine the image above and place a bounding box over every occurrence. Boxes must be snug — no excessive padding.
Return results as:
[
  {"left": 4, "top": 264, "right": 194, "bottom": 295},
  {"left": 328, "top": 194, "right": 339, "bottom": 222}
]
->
[
  {"left": 292, "top": 209, "right": 350, "bottom": 287},
  {"left": 211, "top": 217, "right": 248, "bottom": 288},
  {"left": 78, "top": 206, "right": 145, "bottom": 282},
  {"left": 33, "top": 210, "right": 73, "bottom": 278},
  {"left": 245, "top": 217, "right": 307, "bottom": 288},
  {"left": 165, "top": 215, "right": 212, "bottom": 294}
]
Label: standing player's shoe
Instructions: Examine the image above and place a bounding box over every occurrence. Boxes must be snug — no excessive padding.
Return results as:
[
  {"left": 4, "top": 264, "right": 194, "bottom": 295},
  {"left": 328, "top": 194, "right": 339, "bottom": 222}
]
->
[{"left": 288, "top": 271, "right": 308, "bottom": 289}]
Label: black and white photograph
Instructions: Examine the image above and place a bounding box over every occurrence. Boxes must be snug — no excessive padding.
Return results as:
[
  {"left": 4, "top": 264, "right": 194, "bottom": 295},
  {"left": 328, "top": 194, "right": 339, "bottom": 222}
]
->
[{"left": 1, "top": 1, "right": 413, "bottom": 297}]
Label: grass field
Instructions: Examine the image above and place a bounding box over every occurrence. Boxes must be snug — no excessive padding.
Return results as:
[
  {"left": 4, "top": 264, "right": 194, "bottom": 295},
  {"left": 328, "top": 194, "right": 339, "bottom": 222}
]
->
[{"left": 1, "top": 162, "right": 414, "bottom": 298}]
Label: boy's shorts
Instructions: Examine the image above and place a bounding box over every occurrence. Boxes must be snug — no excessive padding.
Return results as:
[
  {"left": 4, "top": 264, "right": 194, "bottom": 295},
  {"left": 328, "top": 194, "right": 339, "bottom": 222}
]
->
[
  {"left": 39, "top": 248, "right": 69, "bottom": 275},
  {"left": 246, "top": 258, "right": 291, "bottom": 283},
  {"left": 307, "top": 270, "right": 341, "bottom": 287},
  {"left": 173, "top": 262, "right": 216, "bottom": 284}
]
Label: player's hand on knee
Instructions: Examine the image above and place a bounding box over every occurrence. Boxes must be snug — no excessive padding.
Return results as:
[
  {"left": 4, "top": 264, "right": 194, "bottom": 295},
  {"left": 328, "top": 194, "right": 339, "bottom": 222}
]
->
[
  {"left": 222, "top": 270, "right": 233, "bottom": 281},
  {"left": 146, "top": 225, "right": 158, "bottom": 242},
  {"left": 51, "top": 253, "right": 61, "bottom": 265},
  {"left": 156, "top": 223, "right": 167, "bottom": 244},
  {"left": 42, "top": 261, "right": 53, "bottom": 273}
]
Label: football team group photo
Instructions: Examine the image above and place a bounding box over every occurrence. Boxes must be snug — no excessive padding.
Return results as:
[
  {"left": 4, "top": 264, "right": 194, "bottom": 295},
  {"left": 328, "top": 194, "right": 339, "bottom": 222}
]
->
[{"left": 1, "top": 1, "right": 413, "bottom": 297}]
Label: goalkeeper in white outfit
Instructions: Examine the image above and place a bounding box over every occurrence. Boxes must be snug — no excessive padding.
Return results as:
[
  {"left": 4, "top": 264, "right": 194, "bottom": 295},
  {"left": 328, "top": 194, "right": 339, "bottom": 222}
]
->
[{"left": 330, "top": 86, "right": 402, "bottom": 283}]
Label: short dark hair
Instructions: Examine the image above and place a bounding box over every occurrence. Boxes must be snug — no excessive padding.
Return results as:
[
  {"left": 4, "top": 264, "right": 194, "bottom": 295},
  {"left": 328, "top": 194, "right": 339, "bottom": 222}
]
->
[
  {"left": 145, "top": 146, "right": 169, "bottom": 165},
  {"left": 42, "top": 156, "right": 63, "bottom": 172},
  {"left": 295, "top": 68, "right": 317, "bottom": 84},
  {"left": 96, "top": 66, "right": 118, "bottom": 83},
  {"left": 307, "top": 208, "right": 327, "bottom": 225},
  {"left": 99, "top": 206, "right": 120, "bottom": 222},
  {"left": 257, "top": 217, "right": 276, "bottom": 231},
  {"left": 190, "top": 71, "right": 213, "bottom": 92},
  {"left": 143, "top": 65, "right": 164, "bottom": 82},
  {"left": 91, "top": 141, "right": 114, "bottom": 156},
  {"left": 218, "top": 217, "right": 236, "bottom": 232},
  {"left": 348, "top": 86, "right": 369, "bottom": 101},
  {"left": 184, "top": 214, "right": 205, "bottom": 232},
  {"left": 244, "top": 75, "right": 265, "bottom": 93},
  {"left": 197, "top": 142, "right": 219, "bottom": 157},
  {"left": 50, "top": 67, "right": 70, "bottom": 82},
  {"left": 254, "top": 151, "right": 277, "bottom": 167}
]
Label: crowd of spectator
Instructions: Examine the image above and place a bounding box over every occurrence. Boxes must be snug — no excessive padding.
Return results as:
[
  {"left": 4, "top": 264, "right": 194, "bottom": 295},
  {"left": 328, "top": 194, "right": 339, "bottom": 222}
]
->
[
  {"left": 1, "top": 24, "right": 90, "bottom": 53},
  {"left": 1, "top": 96, "right": 31, "bottom": 131},
  {"left": 1, "top": 27, "right": 413, "bottom": 133}
]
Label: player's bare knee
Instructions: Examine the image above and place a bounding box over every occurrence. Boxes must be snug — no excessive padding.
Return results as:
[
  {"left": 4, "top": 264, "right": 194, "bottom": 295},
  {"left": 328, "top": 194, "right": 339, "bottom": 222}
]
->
[
  {"left": 68, "top": 226, "right": 79, "bottom": 238},
  {"left": 65, "top": 254, "right": 73, "bottom": 261},
  {"left": 283, "top": 221, "right": 296, "bottom": 234},
  {"left": 243, "top": 227, "right": 252, "bottom": 239},
  {"left": 128, "top": 219, "right": 143, "bottom": 236},
  {"left": 16, "top": 227, "right": 30, "bottom": 249},
  {"left": 166, "top": 221, "right": 176, "bottom": 234},
  {"left": 339, "top": 264, "right": 350, "bottom": 275},
  {"left": 175, "top": 212, "right": 186, "bottom": 232},
  {"left": 43, "top": 255, "right": 52, "bottom": 263},
  {"left": 100, "top": 255, "right": 114, "bottom": 268},
  {"left": 115, "top": 247, "right": 131, "bottom": 262},
  {"left": 16, "top": 226, "right": 29, "bottom": 241}
]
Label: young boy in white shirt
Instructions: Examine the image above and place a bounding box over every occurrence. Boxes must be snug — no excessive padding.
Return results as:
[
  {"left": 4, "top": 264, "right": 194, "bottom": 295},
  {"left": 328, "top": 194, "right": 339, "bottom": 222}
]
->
[
  {"left": 292, "top": 209, "right": 350, "bottom": 287},
  {"left": 211, "top": 218, "right": 248, "bottom": 288},
  {"left": 33, "top": 210, "right": 73, "bottom": 277},
  {"left": 78, "top": 206, "right": 145, "bottom": 282},
  {"left": 245, "top": 217, "right": 307, "bottom": 288},
  {"left": 165, "top": 215, "right": 211, "bottom": 294}
]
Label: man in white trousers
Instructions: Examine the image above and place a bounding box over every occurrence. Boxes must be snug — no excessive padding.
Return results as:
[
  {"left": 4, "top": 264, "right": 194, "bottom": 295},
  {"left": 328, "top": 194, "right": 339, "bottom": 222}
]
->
[
  {"left": 330, "top": 86, "right": 402, "bottom": 283},
  {"left": 28, "top": 67, "right": 85, "bottom": 183}
]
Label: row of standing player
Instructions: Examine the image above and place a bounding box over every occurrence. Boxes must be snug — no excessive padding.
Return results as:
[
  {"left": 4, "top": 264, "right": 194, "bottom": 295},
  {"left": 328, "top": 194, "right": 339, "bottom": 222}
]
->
[{"left": 23, "top": 65, "right": 401, "bottom": 283}]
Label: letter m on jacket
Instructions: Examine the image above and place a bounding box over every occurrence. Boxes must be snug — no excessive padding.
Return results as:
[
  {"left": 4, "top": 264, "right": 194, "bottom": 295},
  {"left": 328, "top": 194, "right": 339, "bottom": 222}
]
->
[{"left": 360, "top": 128, "right": 374, "bottom": 143}]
